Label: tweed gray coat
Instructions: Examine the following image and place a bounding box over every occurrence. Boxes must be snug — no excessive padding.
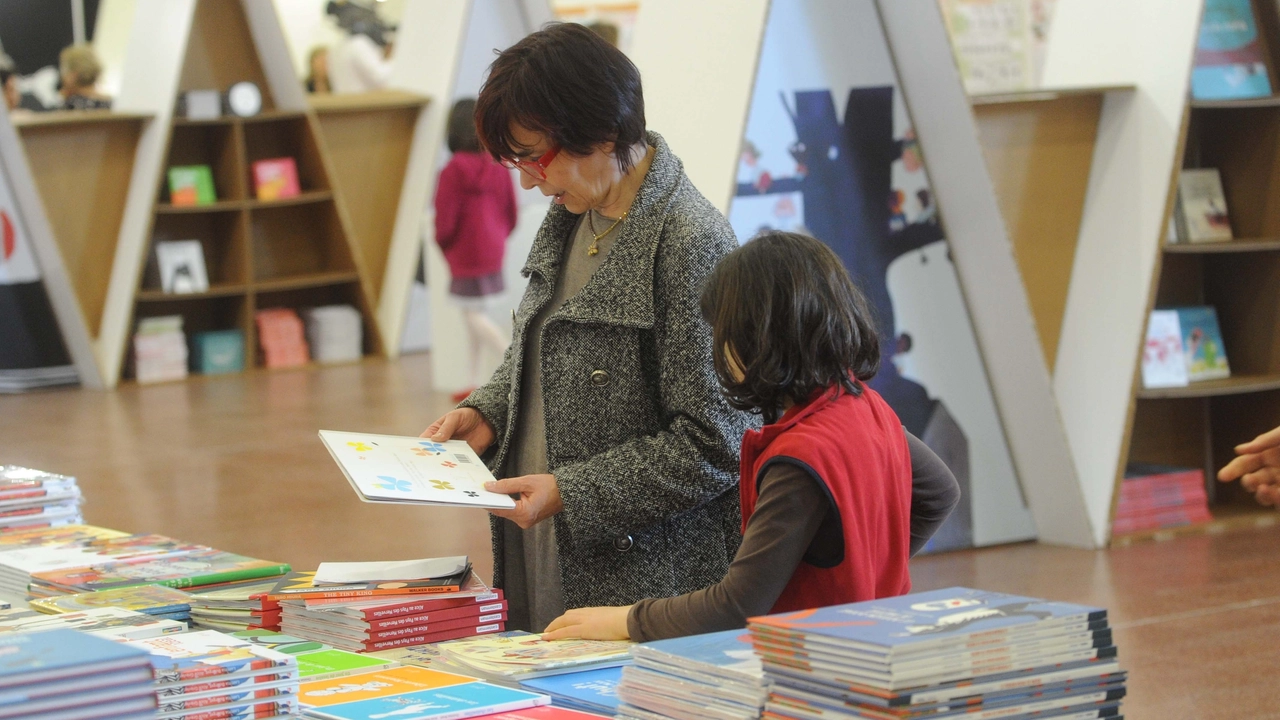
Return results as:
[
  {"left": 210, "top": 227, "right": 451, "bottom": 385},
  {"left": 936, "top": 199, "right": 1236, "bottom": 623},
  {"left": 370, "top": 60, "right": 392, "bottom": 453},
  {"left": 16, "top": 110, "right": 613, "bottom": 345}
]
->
[{"left": 459, "top": 132, "right": 755, "bottom": 609}]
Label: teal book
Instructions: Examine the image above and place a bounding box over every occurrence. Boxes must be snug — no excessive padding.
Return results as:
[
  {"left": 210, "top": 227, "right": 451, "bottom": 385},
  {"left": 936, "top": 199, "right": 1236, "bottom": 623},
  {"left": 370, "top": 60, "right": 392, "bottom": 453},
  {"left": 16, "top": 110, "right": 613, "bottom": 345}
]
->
[
  {"left": 1193, "top": 0, "right": 1273, "bottom": 99},
  {"left": 1174, "top": 306, "right": 1231, "bottom": 381}
]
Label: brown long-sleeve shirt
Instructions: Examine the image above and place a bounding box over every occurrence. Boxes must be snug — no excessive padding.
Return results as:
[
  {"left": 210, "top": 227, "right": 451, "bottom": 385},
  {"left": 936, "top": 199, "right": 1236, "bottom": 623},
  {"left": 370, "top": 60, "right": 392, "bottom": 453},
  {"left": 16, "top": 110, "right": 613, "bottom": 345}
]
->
[{"left": 627, "top": 432, "right": 959, "bottom": 642}]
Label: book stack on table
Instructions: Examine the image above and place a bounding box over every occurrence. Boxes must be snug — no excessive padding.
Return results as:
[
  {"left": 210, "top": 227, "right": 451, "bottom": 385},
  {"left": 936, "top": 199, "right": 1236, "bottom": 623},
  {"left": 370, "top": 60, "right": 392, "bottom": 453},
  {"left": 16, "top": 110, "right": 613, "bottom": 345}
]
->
[
  {"left": 0, "top": 530, "right": 204, "bottom": 599},
  {"left": 30, "top": 584, "right": 194, "bottom": 624},
  {"left": 520, "top": 664, "right": 622, "bottom": 716},
  {"left": 272, "top": 558, "right": 510, "bottom": 652},
  {"left": 188, "top": 578, "right": 283, "bottom": 632},
  {"left": 614, "top": 628, "right": 767, "bottom": 720},
  {"left": 0, "top": 465, "right": 84, "bottom": 534},
  {"left": 126, "top": 630, "right": 302, "bottom": 720},
  {"left": 27, "top": 546, "right": 290, "bottom": 599},
  {"left": 2, "top": 629, "right": 157, "bottom": 720},
  {"left": 1113, "top": 464, "right": 1212, "bottom": 535},
  {"left": 0, "top": 606, "right": 185, "bottom": 640},
  {"left": 749, "top": 587, "right": 1126, "bottom": 720}
]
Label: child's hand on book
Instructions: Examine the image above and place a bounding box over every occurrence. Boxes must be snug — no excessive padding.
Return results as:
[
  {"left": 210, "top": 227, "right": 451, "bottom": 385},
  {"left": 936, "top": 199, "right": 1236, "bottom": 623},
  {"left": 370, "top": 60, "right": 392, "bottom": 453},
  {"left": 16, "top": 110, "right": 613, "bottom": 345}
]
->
[
  {"left": 541, "top": 605, "right": 632, "bottom": 641},
  {"left": 422, "top": 408, "right": 495, "bottom": 455},
  {"left": 485, "top": 474, "right": 563, "bottom": 528}
]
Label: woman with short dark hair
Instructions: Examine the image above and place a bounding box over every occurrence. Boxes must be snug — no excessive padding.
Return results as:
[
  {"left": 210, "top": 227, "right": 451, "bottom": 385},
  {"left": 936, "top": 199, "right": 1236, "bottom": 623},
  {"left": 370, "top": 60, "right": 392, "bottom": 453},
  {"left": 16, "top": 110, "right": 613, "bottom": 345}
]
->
[{"left": 422, "top": 22, "right": 753, "bottom": 632}]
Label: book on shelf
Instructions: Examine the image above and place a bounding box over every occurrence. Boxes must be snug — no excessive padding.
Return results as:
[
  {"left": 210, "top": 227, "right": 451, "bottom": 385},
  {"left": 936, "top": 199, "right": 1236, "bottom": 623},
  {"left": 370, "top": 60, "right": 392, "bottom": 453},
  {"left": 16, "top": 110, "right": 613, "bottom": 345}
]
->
[
  {"left": 1114, "top": 464, "right": 1212, "bottom": 535},
  {"left": 318, "top": 430, "right": 515, "bottom": 510},
  {"left": 192, "top": 330, "right": 246, "bottom": 375},
  {"left": 0, "top": 606, "right": 185, "bottom": 640},
  {"left": 255, "top": 308, "right": 310, "bottom": 368},
  {"left": 1176, "top": 169, "right": 1233, "bottom": 243},
  {"left": 0, "top": 629, "right": 156, "bottom": 716},
  {"left": 156, "top": 240, "right": 209, "bottom": 294},
  {"left": 134, "top": 315, "right": 188, "bottom": 384},
  {"left": 1192, "top": 0, "right": 1273, "bottom": 100},
  {"left": 1142, "top": 310, "right": 1189, "bottom": 389},
  {"left": 304, "top": 305, "right": 363, "bottom": 364},
  {"left": 1175, "top": 306, "right": 1231, "bottom": 382},
  {"left": 253, "top": 157, "right": 301, "bottom": 201},
  {"left": 168, "top": 165, "right": 217, "bottom": 206}
]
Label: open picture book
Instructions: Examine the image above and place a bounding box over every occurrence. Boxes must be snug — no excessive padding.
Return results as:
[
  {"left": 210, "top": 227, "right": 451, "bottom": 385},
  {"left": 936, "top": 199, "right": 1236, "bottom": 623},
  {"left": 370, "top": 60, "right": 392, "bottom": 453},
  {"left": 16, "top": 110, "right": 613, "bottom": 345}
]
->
[{"left": 319, "top": 431, "right": 515, "bottom": 510}]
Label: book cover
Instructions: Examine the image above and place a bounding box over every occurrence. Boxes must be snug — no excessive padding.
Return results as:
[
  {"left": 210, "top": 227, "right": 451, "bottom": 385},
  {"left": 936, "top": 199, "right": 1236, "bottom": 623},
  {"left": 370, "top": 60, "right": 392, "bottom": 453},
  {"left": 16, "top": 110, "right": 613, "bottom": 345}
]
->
[
  {"left": 252, "top": 158, "right": 301, "bottom": 201},
  {"left": 156, "top": 240, "right": 210, "bottom": 294},
  {"left": 1192, "top": 0, "right": 1273, "bottom": 100},
  {"left": 1141, "top": 310, "right": 1189, "bottom": 389},
  {"left": 1177, "top": 169, "right": 1233, "bottom": 243},
  {"left": 296, "top": 649, "right": 400, "bottom": 681},
  {"left": 319, "top": 431, "right": 514, "bottom": 510},
  {"left": 1174, "top": 306, "right": 1232, "bottom": 381},
  {"left": 32, "top": 550, "right": 290, "bottom": 593},
  {"left": 282, "top": 612, "right": 507, "bottom": 643},
  {"left": 299, "top": 667, "right": 475, "bottom": 707},
  {"left": 292, "top": 600, "right": 508, "bottom": 632},
  {"left": 190, "top": 579, "right": 281, "bottom": 610},
  {"left": 519, "top": 666, "right": 621, "bottom": 715},
  {"left": 127, "top": 630, "right": 297, "bottom": 684},
  {"left": 268, "top": 570, "right": 466, "bottom": 601},
  {"left": 0, "top": 628, "right": 153, "bottom": 689},
  {"left": 155, "top": 695, "right": 298, "bottom": 720},
  {"left": 438, "top": 631, "right": 632, "bottom": 678},
  {"left": 299, "top": 578, "right": 499, "bottom": 613},
  {"left": 168, "top": 166, "right": 218, "bottom": 206},
  {"left": 633, "top": 628, "right": 761, "bottom": 681},
  {"left": 281, "top": 622, "right": 506, "bottom": 653},
  {"left": 0, "top": 523, "right": 128, "bottom": 550},
  {"left": 0, "top": 533, "right": 203, "bottom": 576},
  {"left": 30, "top": 584, "right": 192, "bottom": 616},
  {"left": 306, "top": 682, "right": 549, "bottom": 720},
  {"left": 0, "top": 606, "right": 185, "bottom": 640}
]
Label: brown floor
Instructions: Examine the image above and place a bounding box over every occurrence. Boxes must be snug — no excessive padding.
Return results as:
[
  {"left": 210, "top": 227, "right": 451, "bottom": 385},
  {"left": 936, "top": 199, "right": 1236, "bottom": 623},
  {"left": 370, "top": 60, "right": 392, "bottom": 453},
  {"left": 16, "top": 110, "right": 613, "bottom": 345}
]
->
[{"left": 2, "top": 355, "right": 1278, "bottom": 718}]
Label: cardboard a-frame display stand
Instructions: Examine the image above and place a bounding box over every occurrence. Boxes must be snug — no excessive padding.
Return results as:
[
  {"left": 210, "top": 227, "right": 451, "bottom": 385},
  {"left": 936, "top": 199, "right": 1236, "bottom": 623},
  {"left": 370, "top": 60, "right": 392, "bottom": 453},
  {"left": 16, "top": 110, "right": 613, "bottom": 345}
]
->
[{"left": 100, "top": 0, "right": 381, "bottom": 385}]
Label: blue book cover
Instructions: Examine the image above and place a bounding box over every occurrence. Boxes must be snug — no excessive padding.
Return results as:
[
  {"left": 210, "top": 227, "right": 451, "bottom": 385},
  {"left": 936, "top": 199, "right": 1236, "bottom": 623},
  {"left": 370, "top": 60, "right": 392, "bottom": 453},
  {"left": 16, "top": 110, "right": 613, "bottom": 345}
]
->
[
  {"left": 750, "top": 587, "right": 1106, "bottom": 650},
  {"left": 0, "top": 629, "right": 152, "bottom": 688},
  {"left": 1193, "top": 0, "right": 1273, "bottom": 99},
  {"left": 309, "top": 681, "right": 548, "bottom": 720},
  {"left": 635, "top": 628, "right": 761, "bottom": 679},
  {"left": 1174, "top": 307, "right": 1231, "bottom": 381},
  {"left": 520, "top": 665, "right": 621, "bottom": 713}
]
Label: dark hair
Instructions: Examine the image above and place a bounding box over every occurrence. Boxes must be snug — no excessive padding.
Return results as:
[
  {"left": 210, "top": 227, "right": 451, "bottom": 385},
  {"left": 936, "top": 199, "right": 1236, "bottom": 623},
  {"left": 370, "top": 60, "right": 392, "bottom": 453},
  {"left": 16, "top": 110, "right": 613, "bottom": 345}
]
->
[
  {"left": 475, "top": 22, "right": 646, "bottom": 174},
  {"left": 447, "top": 98, "right": 481, "bottom": 153},
  {"left": 700, "top": 231, "right": 881, "bottom": 422}
]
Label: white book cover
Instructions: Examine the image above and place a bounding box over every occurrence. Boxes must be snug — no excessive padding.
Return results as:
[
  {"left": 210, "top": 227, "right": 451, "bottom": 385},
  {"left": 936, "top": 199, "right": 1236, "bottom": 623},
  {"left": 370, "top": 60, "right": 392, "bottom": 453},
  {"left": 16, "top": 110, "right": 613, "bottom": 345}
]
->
[
  {"left": 319, "top": 431, "right": 514, "bottom": 510},
  {"left": 1141, "top": 310, "right": 1189, "bottom": 389},
  {"left": 1177, "top": 169, "right": 1234, "bottom": 243},
  {"left": 156, "top": 240, "right": 210, "bottom": 293}
]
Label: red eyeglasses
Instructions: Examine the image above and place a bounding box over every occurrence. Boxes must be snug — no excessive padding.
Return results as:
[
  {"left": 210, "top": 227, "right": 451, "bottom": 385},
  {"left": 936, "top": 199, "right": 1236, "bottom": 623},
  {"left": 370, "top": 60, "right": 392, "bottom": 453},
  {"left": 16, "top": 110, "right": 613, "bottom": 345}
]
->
[{"left": 500, "top": 146, "right": 560, "bottom": 181}]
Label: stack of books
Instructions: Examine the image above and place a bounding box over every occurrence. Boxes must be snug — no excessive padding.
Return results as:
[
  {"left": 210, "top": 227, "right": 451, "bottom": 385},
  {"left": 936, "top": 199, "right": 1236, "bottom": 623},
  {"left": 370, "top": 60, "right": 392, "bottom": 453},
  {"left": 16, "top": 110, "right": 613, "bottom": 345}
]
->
[
  {"left": 126, "top": 630, "right": 301, "bottom": 720},
  {"left": 521, "top": 665, "right": 622, "bottom": 716},
  {"left": 30, "top": 584, "right": 194, "bottom": 623},
  {"left": 256, "top": 308, "right": 310, "bottom": 368},
  {"left": 134, "top": 315, "right": 188, "bottom": 383},
  {"left": 614, "top": 628, "right": 766, "bottom": 720},
  {"left": 0, "top": 465, "right": 84, "bottom": 534},
  {"left": 1113, "top": 464, "right": 1213, "bottom": 536},
  {"left": 0, "top": 364, "right": 79, "bottom": 393},
  {"left": 0, "top": 531, "right": 202, "bottom": 599},
  {"left": 304, "top": 305, "right": 363, "bottom": 364},
  {"left": 28, "top": 546, "right": 290, "bottom": 599},
  {"left": 234, "top": 629, "right": 404, "bottom": 681},
  {"left": 188, "top": 578, "right": 283, "bottom": 632},
  {"left": 749, "top": 587, "right": 1126, "bottom": 720},
  {"left": 436, "top": 631, "right": 632, "bottom": 686},
  {"left": 297, "top": 664, "right": 551, "bottom": 720},
  {"left": 0, "top": 606, "right": 186, "bottom": 640},
  {"left": 2, "top": 629, "right": 156, "bottom": 720}
]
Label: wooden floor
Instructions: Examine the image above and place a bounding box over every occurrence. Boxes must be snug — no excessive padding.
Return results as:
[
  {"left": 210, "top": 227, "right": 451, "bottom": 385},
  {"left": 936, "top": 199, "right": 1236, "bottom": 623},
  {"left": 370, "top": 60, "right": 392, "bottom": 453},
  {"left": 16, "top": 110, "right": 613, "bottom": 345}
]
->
[{"left": 2, "top": 355, "right": 1278, "bottom": 719}]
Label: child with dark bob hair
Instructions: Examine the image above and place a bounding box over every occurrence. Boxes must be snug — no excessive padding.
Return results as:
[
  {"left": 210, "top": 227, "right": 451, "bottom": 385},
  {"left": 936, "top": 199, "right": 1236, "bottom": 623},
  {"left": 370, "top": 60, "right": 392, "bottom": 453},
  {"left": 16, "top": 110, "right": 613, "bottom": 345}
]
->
[{"left": 543, "top": 231, "right": 958, "bottom": 641}]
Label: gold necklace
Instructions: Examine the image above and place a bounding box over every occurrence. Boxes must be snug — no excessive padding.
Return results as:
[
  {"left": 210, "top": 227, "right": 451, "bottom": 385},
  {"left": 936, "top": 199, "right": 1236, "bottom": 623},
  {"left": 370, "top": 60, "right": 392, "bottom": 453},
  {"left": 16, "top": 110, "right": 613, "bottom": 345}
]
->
[{"left": 587, "top": 209, "right": 628, "bottom": 256}]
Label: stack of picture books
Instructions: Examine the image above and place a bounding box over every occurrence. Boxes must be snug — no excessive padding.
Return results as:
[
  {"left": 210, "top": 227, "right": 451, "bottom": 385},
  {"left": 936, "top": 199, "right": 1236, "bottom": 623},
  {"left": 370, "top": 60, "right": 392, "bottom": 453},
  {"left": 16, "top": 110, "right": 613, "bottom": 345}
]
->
[
  {"left": 520, "top": 665, "right": 622, "bottom": 716},
  {"left": 270, "top": 559, "right": 509, "bottom": 652},
  {"left": 304, "top": 305, "right": 363, "bottom": 364},
  {"left": 435, "top": 631, "right": 633, "bottom": 686},
  {"left": 30, "top": 584, "right": 194, "bottom": 623},
  {"left": 297, "top": 664, "right": 552, "bottom": 720},
  {"left": 0, "top": 465, "right": 83, "bottom": 534},
  {"left": 134, "top": 315, "right": 189, "bottom": 383},
  {"left": 125, "top": 630, "right": 301, "bottom": 720},
  {"left": 1141, "top": 307, "right": 1231, "bottom": 390},
  {"left": 0, "top": 605, "right": 186, "bottom": 640},
  {"left": 256, "top": 308, "right": 310, "bottom": 368},
  {"left": 614, "top": 628, "right": 767, "bottom": 720},
  {"left": 2, "top": 629, "right": 157, "bottom": 720},
  {"left": 0, "top": 531, "right": 203, "bottom": 599},
  {"left": 1113, "top": 465, "right": 1213, "bottom": 535},
  {"left": 234, "top": 629, "right": 403, "bottom": 681},
  {"left": 749, "top": 587, "right": 1126, "bottom": 720},
  {"left": 28, "top": 546, "right": 290, "bottom": 599},
  {"left": 188, "top": 578, "right": 283, "bottom": 632}
]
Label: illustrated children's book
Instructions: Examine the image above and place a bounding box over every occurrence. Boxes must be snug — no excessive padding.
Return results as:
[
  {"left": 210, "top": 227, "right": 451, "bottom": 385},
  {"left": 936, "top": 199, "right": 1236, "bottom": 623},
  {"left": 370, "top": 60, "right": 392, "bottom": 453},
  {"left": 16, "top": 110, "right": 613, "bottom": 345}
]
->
[
  {"left": 1141, "top": 310, "right": 1188, "bottom": 389},
  {"left": 304, "top": 681, "right": 549, "bottom": 720},
  {"left": 167, "top": 165, "right": 217, "bottom": 206},
  {"left": 0, "top": 606, "right": 185, "bottom": 640},
  {"left": 0, "top": 628, "right": 155, "bottom": 688},
  {"left": 30, "top": 584, "right": 193, "bottom": 616},
  {"left": 319, "top": 431, "right": 514, "bottom": 510},
  {"left": 30, "top": 550, "right": 291, "bottom": 594},
  {"left": 519, "top": 665, "right": 621, "bottom": 716},
  {"left": 1192, "top": 0, "right": 1273, "bottom": 100},
  {"left": 1176, "top": 169, "right": 1233, "bottom": 243},
  {"left": 299, "top": 666, "right": 474, "bottom": 707},
  {"left": 252, "top": 158, "right": 301, "bottom": 201},
  {"left": 126, "top": 630, "right": 298, "bottom": 685},
  {"left": 438, "top": 631, "right": 632, "bottom": 680},
  {"left": 234, "top": 629, "right": 401, "bottom": 682},
  {"left": 1175, "top": 306, "right": 1231, "bottom": 382}
]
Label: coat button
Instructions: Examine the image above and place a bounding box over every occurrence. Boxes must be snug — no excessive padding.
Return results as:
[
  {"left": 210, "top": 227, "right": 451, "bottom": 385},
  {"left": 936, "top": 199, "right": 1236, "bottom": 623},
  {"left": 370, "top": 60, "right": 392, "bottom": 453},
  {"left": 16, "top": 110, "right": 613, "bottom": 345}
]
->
[
  {"left": 590, "top": 369, "right": 610, "bottom": 387},
  {"left": 613, "top": 535, "right": 633, "bottom": 552}
]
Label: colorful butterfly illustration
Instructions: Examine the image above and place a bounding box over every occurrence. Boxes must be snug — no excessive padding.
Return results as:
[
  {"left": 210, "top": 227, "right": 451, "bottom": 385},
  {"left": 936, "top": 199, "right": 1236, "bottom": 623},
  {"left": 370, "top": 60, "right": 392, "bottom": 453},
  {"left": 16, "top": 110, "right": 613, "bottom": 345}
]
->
[
  {"left": 440, "top": 461, "right": 457, "bottom": 469},
  {"left": 411, "top": 447, "right": 430, "bottom": 456},
  {"left": 464, "top": 491, "right": 480, "bottom": 498},
  {"left": 429, "top": 479, "right": 454, "bottom": 491},
  {"left": 374, "top": 476, "right": 412, "bottom": 492},
  {"left": 347, "top": 441, "right": 374, "bottom": 453},
  {"left": 417, "top": 441, "right": 447, "bottom": 455}
]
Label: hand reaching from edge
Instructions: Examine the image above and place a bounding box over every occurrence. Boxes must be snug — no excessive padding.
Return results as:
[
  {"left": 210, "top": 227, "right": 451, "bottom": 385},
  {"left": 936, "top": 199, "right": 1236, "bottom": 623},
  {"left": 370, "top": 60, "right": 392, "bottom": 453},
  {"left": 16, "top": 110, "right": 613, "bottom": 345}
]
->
[{"left": 421, "top": 408, "right": 496, "bottom": 456}]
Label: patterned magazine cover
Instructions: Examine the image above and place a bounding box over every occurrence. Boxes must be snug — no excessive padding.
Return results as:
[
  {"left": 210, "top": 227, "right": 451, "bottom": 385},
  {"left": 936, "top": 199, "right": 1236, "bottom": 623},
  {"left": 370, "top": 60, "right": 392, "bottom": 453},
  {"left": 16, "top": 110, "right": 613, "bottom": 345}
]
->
[
  {"left": 30, "top": 584, "right": 193, "bottom": 615},
  {"left": 438, "top": 631, "right": 632, "bottom": 676},
  {"left": 749, "top": 587, "right": 1106, "bottom": 652},
  {"left": 0, "top": 606, "right": 185, "bottom": 640},
  {"left": 299, "top": 666, "right": 474, "bottom": 707},
  {"left": 319, "top": 430, "right": 514, "bottom": 510},
  {"left": 31, "top": 550, "right": 290, "bottom": 592},
  {"left": 0, "top": 628, "right": 153, "bottom": 687},
  {"left": 126, "top": 630, "right": 298, "bottom": 683},
  {"left": 305, "top": 682, "right": 548, "bottom": 720}
]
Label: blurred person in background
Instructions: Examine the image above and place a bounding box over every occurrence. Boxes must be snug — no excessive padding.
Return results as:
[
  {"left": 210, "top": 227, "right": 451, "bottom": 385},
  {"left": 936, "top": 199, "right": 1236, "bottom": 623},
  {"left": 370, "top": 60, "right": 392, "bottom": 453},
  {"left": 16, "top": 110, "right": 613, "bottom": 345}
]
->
[
  {"left": 59, "top": 44, "right": 111, "bottom": 110},
  {"left": 306, "top": 46, "right": 331, "bottom": 94}
]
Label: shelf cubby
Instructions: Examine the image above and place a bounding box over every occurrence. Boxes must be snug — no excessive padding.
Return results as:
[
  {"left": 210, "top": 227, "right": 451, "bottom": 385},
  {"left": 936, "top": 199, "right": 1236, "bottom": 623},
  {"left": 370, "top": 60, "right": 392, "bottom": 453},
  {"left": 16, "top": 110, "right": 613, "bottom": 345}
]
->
[
  {"left": 145, "top": 211, "right": 249, "bottom": 290},
  {"left": 249, "top": 203, "right": 353, "bottom": 282},
  {"left": 160, "top": 122, "right": 245, "bottom": 204},
  {"left": 242, "top": 116, "right": 330, "bottom": 194}
]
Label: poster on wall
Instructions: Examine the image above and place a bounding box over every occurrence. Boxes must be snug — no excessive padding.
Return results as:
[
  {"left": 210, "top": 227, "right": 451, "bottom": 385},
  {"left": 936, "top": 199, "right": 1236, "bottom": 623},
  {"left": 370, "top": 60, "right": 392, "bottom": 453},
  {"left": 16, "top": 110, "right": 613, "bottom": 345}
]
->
[
  {"left": 730, "top": 0, "right": 1036, "bottom": 551},
  {"left": 0, "top": 157, "right": 77, "bottom": 392},
  {"left": 936, "top": 0, "right": 1057, "bottom": 95}
]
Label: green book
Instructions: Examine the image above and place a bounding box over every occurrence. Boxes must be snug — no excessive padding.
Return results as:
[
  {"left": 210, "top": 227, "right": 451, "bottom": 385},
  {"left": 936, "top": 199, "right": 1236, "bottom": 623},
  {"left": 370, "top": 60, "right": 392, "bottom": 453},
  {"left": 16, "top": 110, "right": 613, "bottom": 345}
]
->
[
  {"left": 168, "top": 165, "right": 217, "bottom": 206},
  {"left": 233, "top": 629, "right": 398, "bottom": 680},
  {"left": 30, "top": 550, "right": 290, "bottom": 593}
]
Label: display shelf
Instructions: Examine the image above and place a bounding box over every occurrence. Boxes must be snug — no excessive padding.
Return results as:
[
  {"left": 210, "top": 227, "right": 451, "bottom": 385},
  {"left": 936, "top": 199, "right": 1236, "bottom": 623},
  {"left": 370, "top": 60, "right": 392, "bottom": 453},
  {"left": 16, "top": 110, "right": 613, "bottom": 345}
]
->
[
  {"left": 1137, "top": 375, "right": 1280, "bottom": 400},
  {"left": 242, "top": 116, "right": 329, "bottom": 193},
  {"left": 1164, "top": 238, "right": 1280, "bottom": 253},
  {"left": 11, "top": 111, "right": 154, "bottom": 127},
  {"left": 147, "top": 211, "right": 249, "bottom": 288},
  {"left": 162, "top": 122, "right": 245, "bottom": 203},
  {"left": 254, "top": 271, "right": 359, "bottom": 293},
  {"left": 969, "top": 84, "right": 1136, "bottom": 106},
  {"left": 240, "top": 110, "right": 307, "bottom": 123},
  {"left": 1190, "top": 96, "right": 1280, "bottom": 109},
  {"left": 136, "top": 284, "right": 248, "bottom": 302},
  {"left": 245, "top": 190, "right": 332, "bottom": 209},
  {"left": 249, "top": 202, "right": 352, "bottom": 281},
  {"left": 155, "top": 200, "right": 245, "bottom": 213}
]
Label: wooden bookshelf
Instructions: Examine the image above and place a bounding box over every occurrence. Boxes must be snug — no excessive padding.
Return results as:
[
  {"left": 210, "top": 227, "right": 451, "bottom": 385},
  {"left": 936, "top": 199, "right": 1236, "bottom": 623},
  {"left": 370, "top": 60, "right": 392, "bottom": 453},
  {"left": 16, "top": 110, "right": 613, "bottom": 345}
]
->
[
  {"left": 1113, "top": 0, "right": 1280, "bottom": 544},
  {"left": 123, "top": 0, "right": 381, "bottom": 382}
]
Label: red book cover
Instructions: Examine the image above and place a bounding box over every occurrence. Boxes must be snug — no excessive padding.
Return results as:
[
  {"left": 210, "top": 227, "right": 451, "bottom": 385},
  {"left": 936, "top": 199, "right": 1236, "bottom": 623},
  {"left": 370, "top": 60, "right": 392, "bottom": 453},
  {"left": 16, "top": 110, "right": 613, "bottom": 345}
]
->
[
  {"left": 364, "top": 601, "right": 508, "bottom": 631},
  {"left": 283, "top": 612, "right": 508, "bottom": 643},
  {"left": 252, "top": 158, "right": 301, "bottom": 201},
  {"left": 303, "top": 589, "right": 504, "bottom": 617},
  {"left": 280, "top": 622, "right": 505, "bottom": 653}
]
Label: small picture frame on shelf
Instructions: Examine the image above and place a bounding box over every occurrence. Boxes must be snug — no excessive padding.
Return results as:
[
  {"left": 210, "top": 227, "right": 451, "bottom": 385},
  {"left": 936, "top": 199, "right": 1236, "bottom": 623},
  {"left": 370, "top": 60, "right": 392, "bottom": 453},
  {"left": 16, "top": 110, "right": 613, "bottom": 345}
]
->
[
  {"left": 252, "top": 158, "right": 301, "bottom": 201},
  {"left": 182, "top": 89, "right": 222, "bottom": 120},
  {"left": 155, "top": 240, "right": 209, "bottom": 294}
]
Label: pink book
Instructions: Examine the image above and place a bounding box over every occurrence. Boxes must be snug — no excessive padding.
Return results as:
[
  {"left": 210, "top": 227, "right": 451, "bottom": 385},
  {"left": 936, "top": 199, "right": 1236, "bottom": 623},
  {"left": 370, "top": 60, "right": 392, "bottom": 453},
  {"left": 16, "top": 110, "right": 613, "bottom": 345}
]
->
[{"left": 252, "top": 158, "right": 301, "bottom": 201}]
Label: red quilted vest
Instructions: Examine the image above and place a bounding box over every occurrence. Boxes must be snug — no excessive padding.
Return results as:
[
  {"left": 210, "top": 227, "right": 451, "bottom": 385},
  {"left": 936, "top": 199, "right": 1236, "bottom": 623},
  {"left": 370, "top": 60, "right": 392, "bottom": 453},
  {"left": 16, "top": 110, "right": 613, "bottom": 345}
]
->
[{"left": 740, "top": 383, "right": 913, "bottom": 614}]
